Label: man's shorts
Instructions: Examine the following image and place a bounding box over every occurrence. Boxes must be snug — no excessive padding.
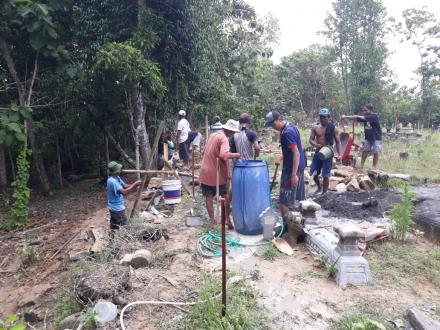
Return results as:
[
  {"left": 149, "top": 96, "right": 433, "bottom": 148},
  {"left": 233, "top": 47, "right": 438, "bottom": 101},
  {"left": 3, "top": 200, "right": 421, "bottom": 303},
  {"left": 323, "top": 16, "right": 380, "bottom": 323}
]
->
[
  {"left": 109, "top": 209, "right": 128, "bottom": 230},
  {"left": 362, "top": 140, "right": 381, "bottom": 154},
  {"left": 280, "top": 171, "right": 302, "bottom": 210},
  {"left": 309, "top": 152, "right": 332, "bottom": 178},
  {"left": 201, "top": 184, "right": 227, "bottom": 197},
  {"left": 179, "top": 141, "right": 190, "bottom": 161}
]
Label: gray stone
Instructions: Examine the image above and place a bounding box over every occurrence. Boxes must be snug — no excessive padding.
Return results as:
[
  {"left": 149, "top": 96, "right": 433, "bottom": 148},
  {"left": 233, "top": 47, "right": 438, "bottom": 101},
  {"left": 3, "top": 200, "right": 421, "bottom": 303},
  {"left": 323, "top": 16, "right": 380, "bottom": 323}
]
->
[
  {"left": 58, "top": 312, "right": 81, "bottom": 330},
  {"left": 407, "top": 308, "right": 440, "bottom": 330},
  {"left": 69, "top": 250, "right": 90, "bottom": 262},
  {"left": 120, "top": 249, "right": 152, "bottom": 269},
  {"left": 300, "top": 199, "right": 321, "bottom": 212},
  {"left": 335, "top": 256, "right": 372, "bottom": 287}
]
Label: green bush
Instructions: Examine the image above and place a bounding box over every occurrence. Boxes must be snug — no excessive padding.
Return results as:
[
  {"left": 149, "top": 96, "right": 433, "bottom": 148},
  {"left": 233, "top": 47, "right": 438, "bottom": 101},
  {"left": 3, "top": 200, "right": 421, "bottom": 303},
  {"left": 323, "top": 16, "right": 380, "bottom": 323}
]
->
[
  {"left": 389, "top": 184, "right": 414, "bottom": 241},
  {"left": 1, "top": 148, "right": 32, "bottom": 230}
]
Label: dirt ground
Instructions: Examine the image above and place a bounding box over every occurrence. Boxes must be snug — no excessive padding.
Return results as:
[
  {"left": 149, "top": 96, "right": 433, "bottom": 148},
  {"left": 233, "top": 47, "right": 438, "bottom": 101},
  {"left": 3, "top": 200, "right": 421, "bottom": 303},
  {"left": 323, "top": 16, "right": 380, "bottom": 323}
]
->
[{"left": 1, "top": 176, "right": 439, "bottom": 329}]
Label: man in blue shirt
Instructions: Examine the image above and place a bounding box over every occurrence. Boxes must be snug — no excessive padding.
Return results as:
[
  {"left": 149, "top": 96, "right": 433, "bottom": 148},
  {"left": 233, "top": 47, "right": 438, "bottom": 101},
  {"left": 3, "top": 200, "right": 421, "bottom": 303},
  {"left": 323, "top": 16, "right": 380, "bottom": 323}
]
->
[
  {"left": 341, "top": 104, "right": 382, "bottom": 169},
  {"left": 107, "top": 161, "right": 141, "bottom": 231},
  {"left": 265, "top": 111, "right": 305, "bottom": 223}
]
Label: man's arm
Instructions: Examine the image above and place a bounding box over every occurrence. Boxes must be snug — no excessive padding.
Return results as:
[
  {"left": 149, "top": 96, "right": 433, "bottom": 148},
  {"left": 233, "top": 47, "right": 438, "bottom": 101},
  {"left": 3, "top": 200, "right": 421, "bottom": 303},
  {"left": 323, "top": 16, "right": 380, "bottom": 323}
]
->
[
  {"left": 118, "top": 180, "right": 141, "bottom": 195},
  {"left": 289, "top": 144, "right": 300, "bottom": 187},
  {"left": 341, "top": 115, "right": 365, "bottom": 121},
  {"left": 334, "top": 126, "right": 342, "bottom": 158},
  {"left": 253, "top": 140, "right": 260, "bottom": 159},
  {"left": 309, "top": 126, "right": 321, "bottom": 148}
]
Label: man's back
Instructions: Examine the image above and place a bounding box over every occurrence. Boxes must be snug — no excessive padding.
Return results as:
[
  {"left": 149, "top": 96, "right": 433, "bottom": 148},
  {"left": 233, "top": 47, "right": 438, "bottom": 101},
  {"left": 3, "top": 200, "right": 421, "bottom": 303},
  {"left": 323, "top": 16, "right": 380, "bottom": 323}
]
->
[
  {"left": 107, "top": 176, "right": 125, "bottom": 211},
  {"left": 200, "top": 132, "right": 230, "bottom": 186},
  {"left": 177, "top": 118, "right": 190, "bottom": 143},
  {"left": 231, "top": 129, "right": 257, "bottom": 160}
]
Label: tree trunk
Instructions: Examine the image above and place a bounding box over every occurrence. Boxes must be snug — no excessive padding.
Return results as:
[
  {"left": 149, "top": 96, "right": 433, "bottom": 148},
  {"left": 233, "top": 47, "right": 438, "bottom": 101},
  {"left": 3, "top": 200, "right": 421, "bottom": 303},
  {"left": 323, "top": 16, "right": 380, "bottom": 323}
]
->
[
  {"left": 28, "top": 126, "right": 51, "bottom": 194},
  {"left": 8, "top": 148, "right": 15, "bottom": 181},
  {"left": 104, "top": 127, "right": 136, "bottom": 168},
  {"left": 56, "top": 139, "right": 63, "bottom": 187},
  {"left": 104, "top": 131, "right": 109, "bottom": 175},
  {"left": 0, "top": 144, "right": 7, "bottom": 195},
  {"left": 132, "top": 87, "right": 151, "bottom": 166}
]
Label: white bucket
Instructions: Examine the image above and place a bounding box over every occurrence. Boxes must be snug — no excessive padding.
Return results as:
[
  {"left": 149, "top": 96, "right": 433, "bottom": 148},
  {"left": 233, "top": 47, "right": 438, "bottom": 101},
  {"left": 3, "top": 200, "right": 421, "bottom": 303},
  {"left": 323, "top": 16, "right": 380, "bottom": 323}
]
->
[{"left": 162, "top": 180, "right": 182, "bottom": 204}]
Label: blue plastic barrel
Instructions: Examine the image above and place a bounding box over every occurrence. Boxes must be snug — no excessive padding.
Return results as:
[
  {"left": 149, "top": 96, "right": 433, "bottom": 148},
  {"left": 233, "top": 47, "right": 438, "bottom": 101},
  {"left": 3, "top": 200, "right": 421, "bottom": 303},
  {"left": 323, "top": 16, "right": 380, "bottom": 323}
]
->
[{"left": 232, "top": 160, "right": 270, "bottom": 235}]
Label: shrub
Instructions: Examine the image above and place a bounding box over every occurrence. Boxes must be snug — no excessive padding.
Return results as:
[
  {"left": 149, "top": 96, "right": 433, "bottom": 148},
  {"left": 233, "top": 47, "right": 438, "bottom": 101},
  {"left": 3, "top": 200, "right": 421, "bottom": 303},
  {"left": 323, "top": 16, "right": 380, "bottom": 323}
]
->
[{"left": 389, "top": 184, "right": 414, "bottom": 241}]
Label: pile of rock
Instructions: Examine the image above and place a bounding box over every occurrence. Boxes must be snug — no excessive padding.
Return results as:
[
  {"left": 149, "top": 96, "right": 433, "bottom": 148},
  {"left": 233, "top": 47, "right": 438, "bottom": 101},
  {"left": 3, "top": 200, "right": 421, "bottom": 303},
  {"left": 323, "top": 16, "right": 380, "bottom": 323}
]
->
[{"left": 317, "top": 165, "right": 410, "bottom": 193}]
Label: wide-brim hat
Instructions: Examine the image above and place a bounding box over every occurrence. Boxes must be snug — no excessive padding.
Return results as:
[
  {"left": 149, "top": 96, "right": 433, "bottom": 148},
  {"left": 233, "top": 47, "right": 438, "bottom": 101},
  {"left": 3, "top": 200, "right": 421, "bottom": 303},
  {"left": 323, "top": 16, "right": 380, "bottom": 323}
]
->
[
  {"left": 222, "top": 119, "right": 240, "bottom": 133},
  {"left": 108, "top": 161, "right": 123, "bottom": 175},
  {"left": 178, "top": 110, "right": 186, "bottom": 116}
]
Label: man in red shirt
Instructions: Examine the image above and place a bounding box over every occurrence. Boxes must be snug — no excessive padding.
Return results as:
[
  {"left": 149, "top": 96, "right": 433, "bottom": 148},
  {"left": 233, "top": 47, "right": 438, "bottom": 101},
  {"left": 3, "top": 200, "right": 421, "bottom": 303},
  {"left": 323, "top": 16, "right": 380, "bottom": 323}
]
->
[{"left": 200, "top": 119, "right": 241, "bottom": 227}]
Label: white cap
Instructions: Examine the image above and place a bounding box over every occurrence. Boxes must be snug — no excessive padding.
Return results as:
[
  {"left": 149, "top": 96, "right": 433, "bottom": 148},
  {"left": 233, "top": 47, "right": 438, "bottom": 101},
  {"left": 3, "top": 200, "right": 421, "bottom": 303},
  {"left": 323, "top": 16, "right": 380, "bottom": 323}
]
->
[
  {"left": 222, "top": 119, "right": 240, "bottom": 133},
  {"left": 178, "top": 110, "right": 186, "bottom": 116}
]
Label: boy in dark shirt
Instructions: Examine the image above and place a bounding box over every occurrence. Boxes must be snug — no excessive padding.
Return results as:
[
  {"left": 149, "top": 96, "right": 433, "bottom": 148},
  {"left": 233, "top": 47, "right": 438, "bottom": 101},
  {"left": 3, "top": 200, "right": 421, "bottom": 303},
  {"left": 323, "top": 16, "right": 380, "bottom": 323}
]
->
[
  {"left": 341, "top": 104, "right": 382, "bottom": 169},
  {"left": 264, "top": 111, "right": 305, "bottom": 223}
]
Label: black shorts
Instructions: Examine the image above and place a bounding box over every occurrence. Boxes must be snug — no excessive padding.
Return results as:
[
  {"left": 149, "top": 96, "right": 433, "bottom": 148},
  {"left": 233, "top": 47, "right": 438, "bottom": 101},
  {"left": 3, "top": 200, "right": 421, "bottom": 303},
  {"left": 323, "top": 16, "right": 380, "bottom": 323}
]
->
[
  {"left": 201, "top": 184, "right": 227, "bottom": 197},
  {"left": 179, "top": 142, "right": 189, "bottom": 161},
  {"left": 109, "top": 209, "right": 128, "bottom": 230}
]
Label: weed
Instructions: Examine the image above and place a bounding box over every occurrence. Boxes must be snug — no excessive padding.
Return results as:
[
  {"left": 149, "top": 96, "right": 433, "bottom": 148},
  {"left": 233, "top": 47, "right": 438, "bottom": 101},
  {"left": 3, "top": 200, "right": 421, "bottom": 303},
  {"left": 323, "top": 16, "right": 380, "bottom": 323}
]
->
[
  {"left": 49, "top": 292, "right": 77, "bottom": 327},
  {"left": 331, "top": 314, "right": 386, "bottom": 330},
  {"left": 261, "top": 245, "right": 282, "bottom": 261},
  {"left": 180, "top": 274, "right": 267, "bottom": 329},
  {"left": 0, "top": 314, "right": 26, "bottom": 330},
  {"left": 16, "top": 245, "right": 39, "bottom": 267},
  {"left": 80, "top": 308, "right": 97, "bottom": 328},
  {"left": 389, "top": 184, "right": 414, "bottom": 241}
]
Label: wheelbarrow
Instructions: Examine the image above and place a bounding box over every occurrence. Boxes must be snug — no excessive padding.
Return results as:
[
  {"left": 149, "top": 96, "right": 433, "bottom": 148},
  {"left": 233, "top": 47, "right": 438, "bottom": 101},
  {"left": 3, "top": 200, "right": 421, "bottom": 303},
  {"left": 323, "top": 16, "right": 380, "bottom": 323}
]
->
[{"left": 340, "top": 118, "right": 360, "bottom": 166}]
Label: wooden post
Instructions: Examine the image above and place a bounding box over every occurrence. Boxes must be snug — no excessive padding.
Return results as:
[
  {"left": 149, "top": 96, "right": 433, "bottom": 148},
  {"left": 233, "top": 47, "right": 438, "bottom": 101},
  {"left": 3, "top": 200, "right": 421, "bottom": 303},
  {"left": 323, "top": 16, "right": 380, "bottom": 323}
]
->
[
  {"left": 220, "top": 197, "right": 227, "bottom": 317},
  {"left": 130, "top": 121, "right": 164, "bottom": 219},
  {"left": 163, "top": 142, "right": 169, "bottom": 164},
  {"left": 192, "top": 148, "right": 195, "bottom": 197},
  {"left": 205, "top": 115, "right": 209, "bottom": 145}
]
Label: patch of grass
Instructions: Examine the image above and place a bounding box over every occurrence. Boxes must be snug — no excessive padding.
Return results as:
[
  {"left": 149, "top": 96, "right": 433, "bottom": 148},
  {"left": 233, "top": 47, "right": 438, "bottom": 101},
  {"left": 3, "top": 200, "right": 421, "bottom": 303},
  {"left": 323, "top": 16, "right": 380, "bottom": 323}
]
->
[
  {"left": 49, "top": 292, "right": 78, "bottom": 327},
  {"left": 330, "top": 313, "right": 387, "bottom": 330},
  {"left": 80, "top": 307, "right": 97, "bottom": 328},
  {"left": 367, "top": 241, "right": 440, "bottom": 287},
  {"left": 180, "top": 274, "right": 267, "bottom": 329},
  {"left": 16, "top": 245, "right": 39, "bottom": 267},
  {"left": 379, "top": 131, "right": 440, "bottom": 182},
  {"left": 293, "top": 270, "right": 322, "bottom": 283},
  {"left": 261, "top": 245, "right": 282, "bottom": 261}
]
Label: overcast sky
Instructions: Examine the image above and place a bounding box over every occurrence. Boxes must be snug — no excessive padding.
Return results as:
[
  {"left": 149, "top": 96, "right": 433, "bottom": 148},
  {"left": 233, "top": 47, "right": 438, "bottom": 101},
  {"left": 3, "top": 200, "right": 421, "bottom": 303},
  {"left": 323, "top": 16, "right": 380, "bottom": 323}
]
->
[{"left": 246, "top": 0, "right": 440, "bottom": 87}]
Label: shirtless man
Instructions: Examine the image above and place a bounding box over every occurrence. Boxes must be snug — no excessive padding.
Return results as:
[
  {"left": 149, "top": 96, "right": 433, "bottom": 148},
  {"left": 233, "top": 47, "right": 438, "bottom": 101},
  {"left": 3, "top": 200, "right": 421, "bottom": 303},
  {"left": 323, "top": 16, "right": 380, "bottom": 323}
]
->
[{"left": 309, "top": 108, "right": 342, "bottom": 194}]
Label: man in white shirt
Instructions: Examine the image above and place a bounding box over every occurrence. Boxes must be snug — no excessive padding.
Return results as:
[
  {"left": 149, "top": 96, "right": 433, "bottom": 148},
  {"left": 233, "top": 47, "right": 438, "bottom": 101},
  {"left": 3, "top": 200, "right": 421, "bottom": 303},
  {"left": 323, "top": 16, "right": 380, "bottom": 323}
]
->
[{"left": 176, "top": 110, "right": 191, "bottom": 166}]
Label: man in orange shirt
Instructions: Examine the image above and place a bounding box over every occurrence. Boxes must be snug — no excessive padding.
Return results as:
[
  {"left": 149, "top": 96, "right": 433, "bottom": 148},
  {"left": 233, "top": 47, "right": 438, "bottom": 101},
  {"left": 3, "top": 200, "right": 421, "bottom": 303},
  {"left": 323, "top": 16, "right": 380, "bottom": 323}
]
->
[{"left": 200, "top": 119, "right": 241, "bottom": 227}]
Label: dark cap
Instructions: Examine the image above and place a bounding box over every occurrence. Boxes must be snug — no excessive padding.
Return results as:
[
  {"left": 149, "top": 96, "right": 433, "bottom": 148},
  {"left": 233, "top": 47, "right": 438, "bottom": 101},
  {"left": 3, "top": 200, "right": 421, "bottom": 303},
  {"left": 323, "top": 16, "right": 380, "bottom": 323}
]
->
[
  {"left": 264, "top": 111, "right": 281, "bottom": 127},
  {"left": 239, "top": 113, "right": 251, "bottom": 128}
]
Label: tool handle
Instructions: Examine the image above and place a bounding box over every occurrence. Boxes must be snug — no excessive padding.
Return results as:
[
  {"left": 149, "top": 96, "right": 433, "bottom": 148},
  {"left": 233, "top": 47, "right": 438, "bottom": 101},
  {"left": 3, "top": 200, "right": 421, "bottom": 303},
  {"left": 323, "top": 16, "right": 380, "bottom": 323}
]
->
[{"left": 270, "top": 163, "right": 280, "bottom": 192}]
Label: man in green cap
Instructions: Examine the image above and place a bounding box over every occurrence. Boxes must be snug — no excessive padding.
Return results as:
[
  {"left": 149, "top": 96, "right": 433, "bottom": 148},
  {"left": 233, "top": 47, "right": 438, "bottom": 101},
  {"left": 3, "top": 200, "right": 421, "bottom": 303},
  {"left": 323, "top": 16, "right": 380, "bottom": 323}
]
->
[{"left": 107, "top": 161, "right": 141, "bottom": 231}]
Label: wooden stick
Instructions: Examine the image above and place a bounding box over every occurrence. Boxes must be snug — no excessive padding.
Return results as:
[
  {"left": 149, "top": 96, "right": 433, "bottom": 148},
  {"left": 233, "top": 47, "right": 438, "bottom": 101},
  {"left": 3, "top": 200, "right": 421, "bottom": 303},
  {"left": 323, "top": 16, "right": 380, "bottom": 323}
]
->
[
  {"left": 122, "top": 169, "right": 199, "bottom": 179},
  {"left": 130, "top": 122, "right": 164, "bottom": 219},
  {"left": 192, "top": 148, "right": 195, "bottom": 197},
  {"left": 50, "top": 230, "right": 81, "bottom": 259}
]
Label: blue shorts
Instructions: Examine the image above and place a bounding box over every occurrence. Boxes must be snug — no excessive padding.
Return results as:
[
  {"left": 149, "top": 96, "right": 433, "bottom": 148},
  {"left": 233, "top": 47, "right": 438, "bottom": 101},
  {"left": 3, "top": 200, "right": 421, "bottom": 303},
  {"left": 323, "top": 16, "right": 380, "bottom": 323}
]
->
[
  {"left": 310, "top": 152, "right": 332, "bottom": 178},
  {"left": 280, "top": 171, "right": 302, "bottom": 209}
]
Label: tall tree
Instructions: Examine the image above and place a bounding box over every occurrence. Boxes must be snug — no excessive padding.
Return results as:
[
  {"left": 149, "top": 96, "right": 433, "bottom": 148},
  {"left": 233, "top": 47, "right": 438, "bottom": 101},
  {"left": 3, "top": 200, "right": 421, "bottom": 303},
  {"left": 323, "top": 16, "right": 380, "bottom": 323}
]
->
[
  {"left": 400, "top": 8, "right": 440, "bottom": 127},
  {"left": 323, "top": 0, "right": 389, "bottom": 113}
]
